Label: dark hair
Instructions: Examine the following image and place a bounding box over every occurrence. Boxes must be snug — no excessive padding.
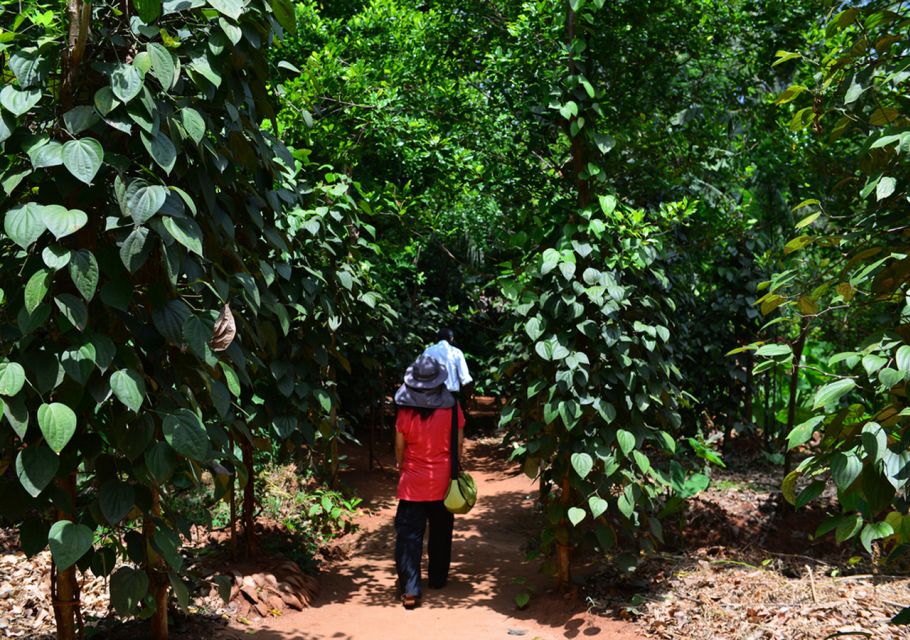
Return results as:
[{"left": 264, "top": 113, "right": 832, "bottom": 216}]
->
[
  {"left": 438, "top": 327, "right": 455, "bottom": 343},
  {"left": 415, "top": 406, "right": 436, "bottom": 420}
]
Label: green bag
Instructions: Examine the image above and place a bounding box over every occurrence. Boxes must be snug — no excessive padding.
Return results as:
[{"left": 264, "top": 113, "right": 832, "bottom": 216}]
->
[
  {"left": 444, "top": 471, "right": 477, "bottom": 514},
  {"left": 444, "top": 405, "right": 477, "bottom": 514}
]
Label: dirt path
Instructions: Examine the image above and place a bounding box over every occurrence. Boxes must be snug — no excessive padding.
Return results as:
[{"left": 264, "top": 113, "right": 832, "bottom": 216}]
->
[{"left": 235, "top": 437, "right": 643, "bottom": 640}]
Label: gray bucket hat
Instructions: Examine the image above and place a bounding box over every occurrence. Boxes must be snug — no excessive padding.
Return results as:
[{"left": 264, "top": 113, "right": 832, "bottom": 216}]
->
[{"left": 394, "top": 355, "right": 454, "bottom": 409}]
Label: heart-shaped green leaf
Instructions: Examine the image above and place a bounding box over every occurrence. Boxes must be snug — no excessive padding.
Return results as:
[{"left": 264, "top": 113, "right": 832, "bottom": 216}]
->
[
  {"left": 567, "top": 506, "right": 586, "bottom": 526},
  {"left": 32, "top": 351, "right": 64, "bottom": 394},
  {"left": 525, "top": 317, "right": 544, "bottom": 341},
  {"left": 162, "top": 409, "right": 209, "bottom": 460},
  {"left": 268, "top": 0, "right": 295, "bottom": 33},
  {"left": 155, "top": 528, "right": 184, "bottom": 571},
  {"left": 633, "top": 450, "right": 651, "bottom": 474},
  {"left": 0, "top": 361, "right": 26, "bottom": 396},
  {"left": 42, "top": 205, "right": 88, "bottom": 240},
  {"left": 141, "top": 130, "right": 177, "bottom": 174},
  {"left": 831, "top": 452, "right": 862, "bottom": 491},
  {"left": 860, "top": 521, "right": 894, "bottom": 553},
  {"left": 147, "top": 43, "right": 176, "bottom": 90},
  {"left": 124, "top": 180, "right": 167, "bottom": 224},
  {"left": 0, "top": 112, "right": 14, "bottom": 143},
  {"left": 5, "top": 396, "right": 30, "bottom": 439},
  {"left": 94, "top": 86, "right": 119, "bottom": 115},
  {"left": 38, "top": 402, "right": 77, "bottom": 453},
  {"left": 15, "top": 445, "right": 59, "bottom": 497},
  {"left": 29, "top": 141, "right": 63, "bottom": 169},
  {"left": 111, "top": 64, "right": 143, "bottom": 103},
  {"left": 571, "top": 452, "right": 594, "bottom": 479},
  {"left": 120, "top": 226, "right": 150, "bottom": 272},
  {"left": 99, "top": 481, "right": 135, "bottom": 524},
  {"left": 62, "top": 106, "right": 98, "bottom": 136},
  {"left": 134, "top": 0, "right": 162, "bottom": 24},
  {"left": 0, "top": 86, "right": 41, "bottom": 116},
  {"left": 18, "top": 303, "right": 51, "bottom": 336},
  {"left": 152, "top": 299, "right": 191, "bottom": 344},
  {"left": 60, "top": 345, "right": 94, "bottom": 384},
  {"left": 182, "top": 314, "right": 215, "bottom": 365},
  {"left": 110, "top": 369, "right": 146, "bottom": 412},
  {"left": 786, "top": 415, "right": 824, "bottom": 450},
  {"left": 110, "top": 567, "right": 149, "bottom": 616},
  {"left": 90, "top": 334, "right": 117, "bottom": 372},
  {"left": 19, "top": 518, "right": 49, "bottom": 557},
  {"left": 897, "top": 345, "right": 910, "bottom": 378},
  {"left": 24, "top": 269, "right": 52, "bottom": 314},
  {"left": 188, "top": 53, "right": 223, "bottom": 88},
  {"left": 54, "top": 293, "right": 88, "bottom": 331},
  {"left": 42, "top": 246, "right": 72, "bottom": 270},
  {"left": 207, "top": 0, "right": 244, "bottom": 20},
  {"left": 9, "top": 48, "right": 50, "bottom": 88},
  {"left": 68, "top": 250, "right": 99, "bottom": 301},
  {"left": 62, "top": 138, "right": 103, "bottom": 184},
  {"left": 616, "top": 429, "right": 635, "bottom": 457},
  {"left": 218, "top": 18, "right": 242, "bottom": 44},
  {"left": 4, "top": 203, "right": 47, "bottom": 249},
  {"left": 48, "top": 520, "right": 93, "bottom": 571},
  {"left": 180, "top": 108, "right": 206, "bottom": 144},
  {"left": 163, "top": 216, "right": 203, "bottom": 256},
  {"left": 617, "top": 492, "right": 635, "bottom": 519},
  {"left": 145, "top": 442, "right": 176, "bottom": 483},
  {"left": 588, "top": 496, "right": 608, "bottom": 519},
  {"left": 813, "top": 378, "right": 856, "bottom": 409},
  {"left": 91, "top": 547, "right": 117, "bottom": 578},
  {"left": 220, "top": 362, "right": 241, "bottom": 397}
]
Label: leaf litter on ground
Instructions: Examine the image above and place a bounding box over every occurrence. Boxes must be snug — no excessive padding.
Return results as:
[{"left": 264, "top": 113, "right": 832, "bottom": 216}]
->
[{"left": 583, "top": 446, "right": 910, "bottom": 640}]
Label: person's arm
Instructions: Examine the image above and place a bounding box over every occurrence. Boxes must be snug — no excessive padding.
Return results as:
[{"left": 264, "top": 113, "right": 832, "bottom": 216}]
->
[
  {"left": 395, "top": 431, "right": 406, "bottom": 470},
  {"left": 461, "top": 381, "right": 474, "bottom": 407},
  {"left": 457, "top": 352, "right": 473, "bottom": 390}
]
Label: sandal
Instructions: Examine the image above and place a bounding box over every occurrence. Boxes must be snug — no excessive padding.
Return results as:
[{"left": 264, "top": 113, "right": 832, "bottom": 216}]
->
[{"left": 401, "top": 594, "right": 419, "bottom": 609}]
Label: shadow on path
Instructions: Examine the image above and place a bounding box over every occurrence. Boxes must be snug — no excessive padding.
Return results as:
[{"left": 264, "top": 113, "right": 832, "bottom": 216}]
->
[{"left": 238, "top": 437, "right": 640, "bottom": 640}]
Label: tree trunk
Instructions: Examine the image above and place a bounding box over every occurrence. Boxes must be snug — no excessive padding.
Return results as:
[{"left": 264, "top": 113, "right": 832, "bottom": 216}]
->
[
  {"left": 328, "top": 332, "right": 341, "bottom": 487},
  {"left": 241, "top": 437, "right": 257, "bottom": 557},
  {"left": 228, "top": 436, "right": 238, "bottom": 560},
  {"left": 555, "top": 471, "right": 572, "bottom": 589},
  {"left": 52, "top": 473, "right": 81, "bottom": 640},
  {"left": 145, "top": 487, "right": 168, "bottom": 640},
  {"left": 329, "top": 386, "right": 339, "bottom": 487},
  {"left": 744, "top": 350, "right": 753, "bottom": 430},
  {"left": 784, "top": 317, "right": 811, "bottom": 476},
  {"left": 62, "top": 0, "right": 91, "bottom": 111},
  {"left": 368, "top": 401, "right": 376, "bottom": 472},
  {"left": 763, "top": 371, "right": 771, "bottom": 444}
]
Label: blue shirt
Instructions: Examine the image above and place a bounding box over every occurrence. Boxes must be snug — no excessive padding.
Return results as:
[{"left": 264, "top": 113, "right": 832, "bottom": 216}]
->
[{"left": 421, "top": 340, "right": 472, "bottom": 392}]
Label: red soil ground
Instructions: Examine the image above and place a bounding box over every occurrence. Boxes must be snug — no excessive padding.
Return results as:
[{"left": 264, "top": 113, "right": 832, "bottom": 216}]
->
[{"left": 232, "top": 437, "right": 642, "bottom": 640}]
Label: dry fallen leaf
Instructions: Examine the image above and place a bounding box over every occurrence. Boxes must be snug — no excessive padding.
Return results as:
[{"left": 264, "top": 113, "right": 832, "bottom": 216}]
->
[{"left": 211, "top": 303, "right": 237, "bottom": 351}]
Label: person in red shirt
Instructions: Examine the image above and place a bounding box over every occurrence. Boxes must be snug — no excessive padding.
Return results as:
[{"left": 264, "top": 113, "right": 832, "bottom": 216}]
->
[{"left": 393, "top": 355, "right": 465, "bottom": 609}]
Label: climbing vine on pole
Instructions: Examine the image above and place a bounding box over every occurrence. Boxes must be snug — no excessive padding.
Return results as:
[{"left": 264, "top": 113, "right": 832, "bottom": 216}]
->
[
  {"left": 0, "top": 0, "right": 342, "bottom": 637},
  {"left": 499, "top": 0, "right": 706, "bottom": 587}
]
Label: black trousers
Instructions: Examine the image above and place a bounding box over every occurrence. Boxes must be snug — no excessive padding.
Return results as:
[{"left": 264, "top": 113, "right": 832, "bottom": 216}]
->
[{"left": 394, "top": 499, "right": 454, "bottom": 597}]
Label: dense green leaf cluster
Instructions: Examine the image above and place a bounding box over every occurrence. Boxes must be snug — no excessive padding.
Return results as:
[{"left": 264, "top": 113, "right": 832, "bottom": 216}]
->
[
  {"left": 749, "top": 4, "right": 910, "bottom": 565},
  {"left": 0, "top": 0, "right": 390, "bottom": 633},
  {"left": 500, "top": 197, "right": 703, "bottom": 567}
]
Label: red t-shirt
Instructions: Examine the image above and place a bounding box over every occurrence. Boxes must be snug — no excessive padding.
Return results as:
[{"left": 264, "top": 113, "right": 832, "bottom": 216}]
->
[{"left": 396, "top": 405, "right": 465, "bottom": 501}]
